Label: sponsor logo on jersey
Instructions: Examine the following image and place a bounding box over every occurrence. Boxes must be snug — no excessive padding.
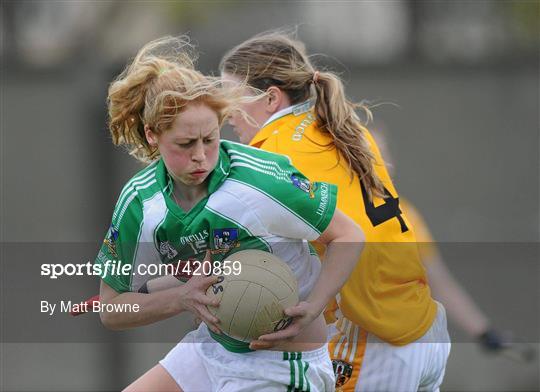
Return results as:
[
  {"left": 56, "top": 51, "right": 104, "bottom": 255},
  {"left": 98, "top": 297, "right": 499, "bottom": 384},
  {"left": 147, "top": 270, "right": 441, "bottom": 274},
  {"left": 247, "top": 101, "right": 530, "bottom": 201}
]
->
[
  {"left": 103, "top": 225, "right": 119, "bottom": 258},
  {"left": 158, "top": 241, "right": 178, "bottom": 259},
  {"left": 212, "top": 228, "right": 240, "bottom": 254},
  {"left": 332, "top": 359, "right": 354, "bottom": 388},
  {"left": 316, "top": 182, "right": 329, "bottom": 216},
  {"left": 179, "top": 229, "right": 209, "bottom": 245},
  {"left": 96, "top": 250, "right": 108, "bottom": 264},
  {"left": 291, "top": 174, "right": 317, "bottom": 198}
]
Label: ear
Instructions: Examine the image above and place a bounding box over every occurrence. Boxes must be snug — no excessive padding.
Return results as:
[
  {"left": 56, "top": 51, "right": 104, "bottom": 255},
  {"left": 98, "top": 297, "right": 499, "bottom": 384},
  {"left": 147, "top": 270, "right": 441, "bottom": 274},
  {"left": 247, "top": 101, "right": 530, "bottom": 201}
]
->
[
  {"left": 265, "top": 86, "right": 285, "bottom": 114},
  {"left": 144, "top": 124, "right": 158, "bottom": 147}
]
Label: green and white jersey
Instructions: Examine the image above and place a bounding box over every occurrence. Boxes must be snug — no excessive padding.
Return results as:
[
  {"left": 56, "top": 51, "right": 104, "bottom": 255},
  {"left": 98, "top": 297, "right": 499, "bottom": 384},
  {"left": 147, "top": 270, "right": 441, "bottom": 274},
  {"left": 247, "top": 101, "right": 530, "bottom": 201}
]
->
[{"left": 95, "top": 140, "right": 337, "bottom": 301}]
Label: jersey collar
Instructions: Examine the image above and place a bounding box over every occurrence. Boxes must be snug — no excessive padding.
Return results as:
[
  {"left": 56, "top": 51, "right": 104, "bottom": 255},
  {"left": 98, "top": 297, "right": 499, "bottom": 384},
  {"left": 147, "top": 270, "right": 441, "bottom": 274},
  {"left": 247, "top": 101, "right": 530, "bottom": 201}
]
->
[
  {"left": 249, "top": 100, "right": 313, "bottom": 147},
  {"left": 207, "top": 143, "right": 230, "bottom": 193}
]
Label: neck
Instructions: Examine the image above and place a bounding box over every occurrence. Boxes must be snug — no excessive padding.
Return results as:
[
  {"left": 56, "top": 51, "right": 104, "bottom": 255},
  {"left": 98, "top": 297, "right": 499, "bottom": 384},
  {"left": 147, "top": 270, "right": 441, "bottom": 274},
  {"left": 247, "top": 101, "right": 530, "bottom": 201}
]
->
[
  {"left": 263, "top": 99, "right": 309, "bottom": 128},
  {"left": 173, "top": 180, "right": 208, "bottom": 209}
]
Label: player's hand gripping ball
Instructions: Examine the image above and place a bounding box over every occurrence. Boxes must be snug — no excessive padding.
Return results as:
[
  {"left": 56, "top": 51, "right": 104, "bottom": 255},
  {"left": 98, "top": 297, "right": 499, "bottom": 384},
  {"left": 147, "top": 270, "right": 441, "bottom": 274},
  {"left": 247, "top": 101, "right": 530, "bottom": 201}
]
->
[{"left": 206, "top": 250, "right": 299, "bottom": 342}]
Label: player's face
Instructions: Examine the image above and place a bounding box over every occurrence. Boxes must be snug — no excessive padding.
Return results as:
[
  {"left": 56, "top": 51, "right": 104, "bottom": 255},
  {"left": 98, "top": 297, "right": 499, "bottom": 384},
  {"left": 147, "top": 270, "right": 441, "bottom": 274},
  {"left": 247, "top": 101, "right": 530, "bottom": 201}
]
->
[
  {"left": 150, "top": 103, "right": 220, "bottom": 187},
  {"left": 221, "top": 73, "right": 270, "bottom": 144}
]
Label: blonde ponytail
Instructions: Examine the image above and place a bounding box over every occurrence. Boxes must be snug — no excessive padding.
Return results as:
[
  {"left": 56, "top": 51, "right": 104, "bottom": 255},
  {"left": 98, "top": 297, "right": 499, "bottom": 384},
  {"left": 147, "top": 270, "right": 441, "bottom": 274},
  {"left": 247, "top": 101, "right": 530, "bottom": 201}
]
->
[
  {"left": 220, "top": 31, "right": 385, "bottom": 199},
  {"left": 312, "top": 71, "right": 384, "bottom": 199}
]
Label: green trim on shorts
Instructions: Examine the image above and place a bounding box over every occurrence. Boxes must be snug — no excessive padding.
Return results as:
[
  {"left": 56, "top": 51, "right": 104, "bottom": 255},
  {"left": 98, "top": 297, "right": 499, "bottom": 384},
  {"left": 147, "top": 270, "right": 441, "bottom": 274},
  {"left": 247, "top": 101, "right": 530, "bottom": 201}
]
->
[
  {"left": 297, "top": 355, "right": 304, "bottom": 391},
  {"left": 288, "top": 354, "right": 296, "bottom": 392},
  {"left": 284, "top": 352, "right": 311, "bottom": 392},
  {"left": 304, "top": 361, "right": 311, "bottom": 392}
]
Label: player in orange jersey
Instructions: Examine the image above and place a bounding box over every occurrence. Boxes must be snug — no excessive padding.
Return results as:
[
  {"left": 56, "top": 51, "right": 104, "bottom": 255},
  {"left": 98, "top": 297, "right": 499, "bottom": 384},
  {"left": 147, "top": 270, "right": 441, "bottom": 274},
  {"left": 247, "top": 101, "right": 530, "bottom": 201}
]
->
[
  {"left": 371, "top": 130, "right": 517, "bottom": 356},
  {"left": 221, "top": 31, "right": 450, "bottom": 391}
]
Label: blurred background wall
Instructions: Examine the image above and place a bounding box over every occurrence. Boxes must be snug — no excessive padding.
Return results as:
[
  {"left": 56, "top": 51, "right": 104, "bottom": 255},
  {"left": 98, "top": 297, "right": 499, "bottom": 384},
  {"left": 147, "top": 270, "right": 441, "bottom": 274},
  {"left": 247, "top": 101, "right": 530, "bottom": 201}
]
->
[{"left": 1, "top": 1, "right": 538, "bottom": 391}]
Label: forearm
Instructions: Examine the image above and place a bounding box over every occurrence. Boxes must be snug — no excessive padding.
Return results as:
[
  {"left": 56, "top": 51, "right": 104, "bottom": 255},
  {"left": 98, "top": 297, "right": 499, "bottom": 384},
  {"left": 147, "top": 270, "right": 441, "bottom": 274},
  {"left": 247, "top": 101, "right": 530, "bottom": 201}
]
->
[
  {"left": 100, "top": 286, "right": 186, "bottom": 330},
  {"left": 426, "top": 255, "right": 489, "bottom": 336},
  {"left": 307, "top": 239, "right": 364, "bottom": 312},
  {"left": 249, "top": 210, "right": 364, "bottom": 348}
]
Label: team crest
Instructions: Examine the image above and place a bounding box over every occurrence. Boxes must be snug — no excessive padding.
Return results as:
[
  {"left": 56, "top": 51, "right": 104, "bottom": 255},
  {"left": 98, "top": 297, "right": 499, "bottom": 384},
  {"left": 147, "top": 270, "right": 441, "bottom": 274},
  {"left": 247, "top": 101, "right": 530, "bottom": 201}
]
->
[
  {"left": 159, "top": 241, "right": 178, "bottom": 259},
  {"left": 291, "top": 174, "right": 317, "bottom": 198},
  {"left": 212, "top": 228, "right": 240, "bottom": 254},
  {"left": 103, "top": 225, "right": 119, "bottom": 258},
  {"left": 332, "top": 359, "right": 354, "bottom": 389}
]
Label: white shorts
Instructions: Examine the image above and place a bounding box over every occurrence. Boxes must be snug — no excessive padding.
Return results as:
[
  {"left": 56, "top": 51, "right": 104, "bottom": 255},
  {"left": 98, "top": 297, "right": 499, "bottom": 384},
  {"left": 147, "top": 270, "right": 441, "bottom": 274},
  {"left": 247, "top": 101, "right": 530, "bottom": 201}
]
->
[
  {"left": 329, "top": 301, "right": 451, "bottom": 392},
  {"left": 160, "top": 323, "right": 336, "bottom": 392}
]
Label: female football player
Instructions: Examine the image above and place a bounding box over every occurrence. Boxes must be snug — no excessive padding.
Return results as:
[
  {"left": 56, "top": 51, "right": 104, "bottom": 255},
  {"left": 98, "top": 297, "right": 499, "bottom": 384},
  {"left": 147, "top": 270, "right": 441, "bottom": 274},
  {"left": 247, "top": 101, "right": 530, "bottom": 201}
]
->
[
  {"left": 372, "top": 130, "right": 510, "bottom": 354},
  {"left": 97, "top": 35, "right": 364, "bottom": 391},
  {"left": 221, "top": 31, "right": 451, "bottom": 391}
]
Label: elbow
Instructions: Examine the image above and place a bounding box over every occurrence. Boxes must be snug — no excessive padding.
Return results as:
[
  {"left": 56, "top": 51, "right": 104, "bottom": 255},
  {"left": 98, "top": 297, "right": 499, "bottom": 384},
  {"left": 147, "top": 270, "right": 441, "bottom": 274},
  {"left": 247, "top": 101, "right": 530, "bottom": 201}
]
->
[
  {"left": 349, "top": 224, "right": 365, "bottom": 260},
  {"left": 99, "top": 310, "right": 124, "bottom": 331},
  {"left": 350, "top": 221, "right": 365, "bottom": 244}
]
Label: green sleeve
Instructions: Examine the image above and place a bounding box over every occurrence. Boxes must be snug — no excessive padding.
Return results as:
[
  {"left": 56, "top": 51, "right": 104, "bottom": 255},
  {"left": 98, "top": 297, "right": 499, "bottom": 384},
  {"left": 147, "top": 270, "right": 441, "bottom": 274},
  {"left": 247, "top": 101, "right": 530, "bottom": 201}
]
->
[
  {"left": 227, "top": 145, "right": 338, "bottom": 240},
  {"left": 95, "top": 196, "right": 143, "bottom": 293}
]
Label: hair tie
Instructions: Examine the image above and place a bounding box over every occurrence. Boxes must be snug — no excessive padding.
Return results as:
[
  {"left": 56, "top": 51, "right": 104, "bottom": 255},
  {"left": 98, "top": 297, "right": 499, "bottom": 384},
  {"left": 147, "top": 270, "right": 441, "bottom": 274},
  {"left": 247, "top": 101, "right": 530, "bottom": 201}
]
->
[{"left": 312, "top": 71, "right": 320, "bottom": 84}]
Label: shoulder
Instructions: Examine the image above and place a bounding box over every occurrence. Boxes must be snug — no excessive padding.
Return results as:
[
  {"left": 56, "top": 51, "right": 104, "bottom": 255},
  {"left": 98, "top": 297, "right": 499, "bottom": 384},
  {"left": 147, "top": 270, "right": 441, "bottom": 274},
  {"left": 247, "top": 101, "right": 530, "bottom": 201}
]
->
[
  {"left": 267, "top": 112, "right": 332, "bottom": 154},
  {"left": 119, "top": 160, "right": 160, "bottom": 197},
  {"left": 219, "top": 141, "right": 304, "bottom": 205},
  {"left": 221, "top": 139, "right": 293, "bottom": 165},
  {"left": 111, "top": 160, "right": 162, "bottom": 228}
]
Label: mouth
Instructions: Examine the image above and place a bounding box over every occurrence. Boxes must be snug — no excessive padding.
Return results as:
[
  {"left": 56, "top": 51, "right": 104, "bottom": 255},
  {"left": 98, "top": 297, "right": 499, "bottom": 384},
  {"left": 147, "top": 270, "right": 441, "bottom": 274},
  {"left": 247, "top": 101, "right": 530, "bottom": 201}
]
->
[{"left": 190, "top": 170, "right": 208, "bottom": 177}]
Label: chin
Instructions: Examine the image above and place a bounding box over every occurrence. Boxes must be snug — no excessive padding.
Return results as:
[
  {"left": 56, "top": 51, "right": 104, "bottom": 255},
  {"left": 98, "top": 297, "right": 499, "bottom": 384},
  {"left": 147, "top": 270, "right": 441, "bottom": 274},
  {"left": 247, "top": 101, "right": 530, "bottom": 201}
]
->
[{"left": 191, "top": 176, "right": 209, "bottom": 186}]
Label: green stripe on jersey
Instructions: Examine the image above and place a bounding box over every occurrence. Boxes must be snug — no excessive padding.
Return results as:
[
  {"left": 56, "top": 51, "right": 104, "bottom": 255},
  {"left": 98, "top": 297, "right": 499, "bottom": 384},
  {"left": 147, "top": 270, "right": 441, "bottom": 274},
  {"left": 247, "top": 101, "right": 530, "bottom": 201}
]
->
[
  {"left": 229, "top": 149, "right": 292, "bottom": 183},
  {"left": 222, "top": 140, "right": 338, "bottom": 237},
  {"left": 113, "top": 161, "right": 158, "bottom": 223}
]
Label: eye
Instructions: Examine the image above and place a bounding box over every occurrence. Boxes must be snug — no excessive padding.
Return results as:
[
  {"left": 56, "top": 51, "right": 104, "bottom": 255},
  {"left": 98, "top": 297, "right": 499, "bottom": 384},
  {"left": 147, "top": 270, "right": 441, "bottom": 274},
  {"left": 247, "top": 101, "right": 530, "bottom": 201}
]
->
[
  {"left": 176, "top": 141, "right": 195, "bottom": 148},
  {"left": 203, "top": 138, "right": 215, "bottom": 144}
]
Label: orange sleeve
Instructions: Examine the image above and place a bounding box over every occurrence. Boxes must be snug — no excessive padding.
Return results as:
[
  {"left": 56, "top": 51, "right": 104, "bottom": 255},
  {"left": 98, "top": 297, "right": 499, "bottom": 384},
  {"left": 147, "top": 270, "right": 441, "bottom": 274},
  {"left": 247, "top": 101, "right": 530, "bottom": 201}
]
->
[{"left": 401, "top": 199, "right": 439, "bottom": 262}]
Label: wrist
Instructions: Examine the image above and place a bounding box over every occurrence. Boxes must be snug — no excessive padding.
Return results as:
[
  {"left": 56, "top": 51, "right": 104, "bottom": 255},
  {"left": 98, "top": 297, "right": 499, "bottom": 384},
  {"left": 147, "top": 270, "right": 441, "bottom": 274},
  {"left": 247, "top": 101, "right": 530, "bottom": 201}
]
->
[
  {"left": 167, "top": 285, "right": 188, "bottom": 315},
  {"left": 305, "top": 297, "right": 328, "bottom": 316}
]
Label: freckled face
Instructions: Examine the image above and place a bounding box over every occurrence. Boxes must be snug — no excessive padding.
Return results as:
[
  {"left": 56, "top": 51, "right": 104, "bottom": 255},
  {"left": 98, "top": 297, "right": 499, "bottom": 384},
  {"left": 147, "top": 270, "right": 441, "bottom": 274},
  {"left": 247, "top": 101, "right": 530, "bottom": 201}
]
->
[{"left": 152, "top": 103, "right": 220, "bottom": 186}]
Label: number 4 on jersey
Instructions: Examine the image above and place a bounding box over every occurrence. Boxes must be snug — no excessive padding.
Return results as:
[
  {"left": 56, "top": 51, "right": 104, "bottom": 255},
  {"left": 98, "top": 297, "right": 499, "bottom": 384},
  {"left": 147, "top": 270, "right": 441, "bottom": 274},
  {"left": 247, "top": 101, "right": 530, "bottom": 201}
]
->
[{"left": 360, "top": 182, "right": 409, "bottom": 233}]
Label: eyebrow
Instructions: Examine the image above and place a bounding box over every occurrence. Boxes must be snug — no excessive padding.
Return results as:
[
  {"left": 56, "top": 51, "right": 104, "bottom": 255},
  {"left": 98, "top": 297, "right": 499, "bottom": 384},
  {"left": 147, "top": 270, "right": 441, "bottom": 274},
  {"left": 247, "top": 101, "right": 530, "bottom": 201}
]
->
[{"left": 174, "top": 129, "right": 219, "bottom": 142}]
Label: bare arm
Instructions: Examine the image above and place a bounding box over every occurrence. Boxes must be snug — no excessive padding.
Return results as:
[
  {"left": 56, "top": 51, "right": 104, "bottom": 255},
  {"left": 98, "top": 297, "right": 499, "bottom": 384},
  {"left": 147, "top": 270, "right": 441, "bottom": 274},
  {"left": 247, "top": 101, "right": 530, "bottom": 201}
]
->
[
  {"left": 424, "top": 251, "right": 489, "bottom": 337},
  {"left": 254, "top": 209, "right": 364, "bottom": 344},
  {"left": 307, "top": 209, "right": 365, "bottom": 311},
  {"left": 99, "top": 273, "right": 221, "bottom": 333}
]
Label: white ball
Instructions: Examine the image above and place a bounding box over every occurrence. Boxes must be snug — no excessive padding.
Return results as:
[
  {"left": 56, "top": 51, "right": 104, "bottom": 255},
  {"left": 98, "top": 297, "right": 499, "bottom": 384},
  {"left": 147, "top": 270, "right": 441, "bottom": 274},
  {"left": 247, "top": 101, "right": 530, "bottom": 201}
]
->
[{"left": 206, "top": 249, "right": 299, "bottom": 342}]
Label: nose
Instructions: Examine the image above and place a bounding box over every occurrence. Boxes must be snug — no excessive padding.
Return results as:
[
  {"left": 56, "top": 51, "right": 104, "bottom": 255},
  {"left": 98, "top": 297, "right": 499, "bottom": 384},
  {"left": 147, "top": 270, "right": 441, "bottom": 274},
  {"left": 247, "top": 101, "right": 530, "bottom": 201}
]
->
[{"left": 191, "top": 141, "right": 205, "bottom": 162}]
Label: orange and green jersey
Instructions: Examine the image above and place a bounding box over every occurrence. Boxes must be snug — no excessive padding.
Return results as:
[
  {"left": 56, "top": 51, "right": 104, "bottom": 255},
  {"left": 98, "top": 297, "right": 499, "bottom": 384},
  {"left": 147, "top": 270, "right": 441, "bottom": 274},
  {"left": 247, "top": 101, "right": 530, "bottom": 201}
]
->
[{"left": 249, "top": 102, "right": 437, "bottom": 345}]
